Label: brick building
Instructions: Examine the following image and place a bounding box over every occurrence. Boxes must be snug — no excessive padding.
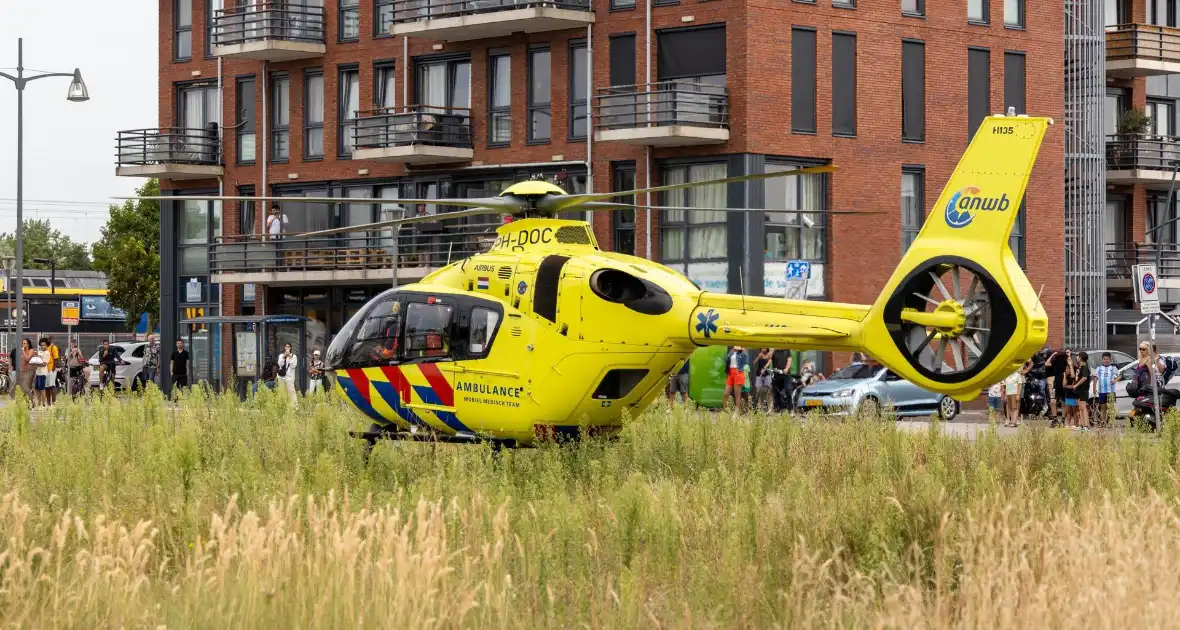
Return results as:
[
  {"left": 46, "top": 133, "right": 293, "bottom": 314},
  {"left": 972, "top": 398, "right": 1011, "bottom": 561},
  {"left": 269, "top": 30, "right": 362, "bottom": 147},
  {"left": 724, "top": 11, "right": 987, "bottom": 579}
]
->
[{"left": 121, "top": 0, "right": 1064, "bottom": 389}]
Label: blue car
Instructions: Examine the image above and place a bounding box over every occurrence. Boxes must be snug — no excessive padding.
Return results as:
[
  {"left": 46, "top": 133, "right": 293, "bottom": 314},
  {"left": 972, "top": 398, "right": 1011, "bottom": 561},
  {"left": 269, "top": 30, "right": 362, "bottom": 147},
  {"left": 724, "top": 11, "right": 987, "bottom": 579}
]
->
[{"left": 795, "top": 362, "right": 960, "bottom": 420}]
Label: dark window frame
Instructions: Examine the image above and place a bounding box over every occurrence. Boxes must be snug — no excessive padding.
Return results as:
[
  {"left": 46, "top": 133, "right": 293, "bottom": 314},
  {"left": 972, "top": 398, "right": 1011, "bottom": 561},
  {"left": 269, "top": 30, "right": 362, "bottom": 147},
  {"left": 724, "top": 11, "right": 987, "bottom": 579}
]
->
[
  {"left": 528, "top": 46, "right": 552, "bottom": 144},
  {"left": 1003, "top": 50, "right": 1026, "bottom": 115},
  {"left": 304, "top": 68, "right": 325, "bottom": 160},
  {"left": 611, "top": 161, "right": 637, "bottom": 255},
  {"left": 611, "top": 0, "right": 636, "bottom": 10},
  {"left": 375, "top": 0, "right": 396, "bottom": 37},
  {"left": 235, "top": 75, "right": 257, "bottom": 165},
  {"left": 238, "top": 185, "right": 257, "bottom": 237},
  {"left": 339, "top": 0, "right": 360, "bottom": 42},
  {"left": 901, "top": 165, "right": 925, "bottom": 252},
  {"left": 833, "top": 0, "right": 855, "bottom": 7},
  {"left": 374, "top": 61, "right": 397, "bottom": 109},
  {"left": 763, "top": 159, "right": 830, "bottom": 265},
  {"left": 338, "top": 65, "right": 361, "bottom": 159},
  {"left": 270, "top": 73, "right": 291, "bottom": 163},
  {"left": 488, "top": 52, "right": 512, "bottom": 147},
  {"left": 205, "top": 0, "right": 223, "bottom": 59},
  {"left": 967, "top": 46, "right": 990, "bottom": 141},
  {"left": 901, "top": 39, "right": 925, "bottom": 143},
  {"left": 414, "top": 54, "right": 473, "bottom": 110},
  {"left": 791, "top": 27, "right": 818, "bottom": 135},
  {"left": 569, "top": 39, "right": 589, "bottom": 140},
  {"left": 968, "top": 0, "right": 990, "bottom": 25},
  {"left": 175, "top": 0, "right": 193, "bottom": 61},
  {"left": 658, "top": 160, "right": 731, "bottom": 265},
  {"left": 902, "top": 0, "right": 924, "bottom": 16},
  {"left": 1004, "top": 0, "right": 1026, "bottom": 28},
  {"left": 832, "top": 31, "right": 857, "bottom": 137}
]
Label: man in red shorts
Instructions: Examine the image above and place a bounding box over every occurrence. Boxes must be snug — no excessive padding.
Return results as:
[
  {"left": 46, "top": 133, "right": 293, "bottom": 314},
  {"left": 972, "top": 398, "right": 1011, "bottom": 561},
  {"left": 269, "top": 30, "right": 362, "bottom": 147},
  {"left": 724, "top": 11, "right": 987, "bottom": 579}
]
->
[{"left": 722, "top": 345, "right": 749, "bottom": 411}]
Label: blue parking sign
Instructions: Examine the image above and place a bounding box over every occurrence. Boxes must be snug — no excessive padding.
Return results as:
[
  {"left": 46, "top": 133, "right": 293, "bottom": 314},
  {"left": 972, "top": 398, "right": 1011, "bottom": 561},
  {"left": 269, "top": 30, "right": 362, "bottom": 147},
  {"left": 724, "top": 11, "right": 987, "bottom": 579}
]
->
[{"left": 785, "top": 260, "right": 811, "bottom": 280}]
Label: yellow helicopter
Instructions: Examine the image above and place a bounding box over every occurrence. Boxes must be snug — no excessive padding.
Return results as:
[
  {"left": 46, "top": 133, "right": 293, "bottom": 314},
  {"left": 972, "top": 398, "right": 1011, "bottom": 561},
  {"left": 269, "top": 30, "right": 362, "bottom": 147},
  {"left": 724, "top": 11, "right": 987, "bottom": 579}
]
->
[{"left": 134, "top": 113, "right": 1050, "bottom": 450}]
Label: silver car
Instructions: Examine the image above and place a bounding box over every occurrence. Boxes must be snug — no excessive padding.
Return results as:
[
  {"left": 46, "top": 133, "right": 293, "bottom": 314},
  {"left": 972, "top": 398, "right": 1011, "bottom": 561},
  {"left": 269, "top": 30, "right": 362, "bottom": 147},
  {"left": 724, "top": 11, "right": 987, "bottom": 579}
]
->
[
  {"left": 88, "top": 341, "right": 148, "bottom": 391},
  {"left": 796, "top": 362, "right": 960, "bottom": 420}
]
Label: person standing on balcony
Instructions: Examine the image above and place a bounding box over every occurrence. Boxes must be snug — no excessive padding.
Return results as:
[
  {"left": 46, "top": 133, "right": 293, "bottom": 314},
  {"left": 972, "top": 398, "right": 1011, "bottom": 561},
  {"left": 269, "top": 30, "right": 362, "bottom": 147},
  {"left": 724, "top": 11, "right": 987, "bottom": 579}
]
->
[{"left": 267, "top": 203, "right": 287, "bottom": 270}]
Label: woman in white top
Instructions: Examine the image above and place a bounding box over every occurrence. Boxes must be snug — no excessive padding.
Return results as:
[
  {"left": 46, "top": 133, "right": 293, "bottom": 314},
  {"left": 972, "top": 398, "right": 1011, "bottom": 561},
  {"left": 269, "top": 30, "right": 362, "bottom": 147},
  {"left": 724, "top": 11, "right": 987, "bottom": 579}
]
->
[
  {"left": 1003, "top": 369, "right": 1024, "bottom": 428},
  {"left": 34, "top": 339, "right": 51, "bottom": 407},
  {"left": 278, "top": 343, "right": 298, "bottom": 403}
]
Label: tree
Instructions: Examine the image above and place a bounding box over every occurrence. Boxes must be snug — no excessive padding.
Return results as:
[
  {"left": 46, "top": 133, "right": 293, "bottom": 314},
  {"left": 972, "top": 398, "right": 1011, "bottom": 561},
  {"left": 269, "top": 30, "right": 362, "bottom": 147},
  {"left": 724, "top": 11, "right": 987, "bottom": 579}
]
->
[
  {"left": 0, "top": 219, "right": 92, "bottom": 270},
  {"left": 92, "top": 179, "right": 160, "bottom": 330}
]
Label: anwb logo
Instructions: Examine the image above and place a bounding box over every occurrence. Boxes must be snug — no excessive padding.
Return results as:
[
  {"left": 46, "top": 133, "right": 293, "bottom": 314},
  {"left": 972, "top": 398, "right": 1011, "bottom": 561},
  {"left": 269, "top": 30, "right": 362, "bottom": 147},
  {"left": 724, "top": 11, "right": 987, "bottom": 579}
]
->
[{"left": 944, "top": 187, "right": 1011, "bottom": 229}]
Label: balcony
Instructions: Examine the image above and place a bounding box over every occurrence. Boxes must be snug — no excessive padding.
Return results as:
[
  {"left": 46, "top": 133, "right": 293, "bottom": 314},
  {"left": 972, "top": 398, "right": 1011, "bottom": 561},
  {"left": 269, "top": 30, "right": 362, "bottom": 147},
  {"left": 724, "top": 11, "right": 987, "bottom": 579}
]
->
[
  {"left": 385, "top": 0, "right": 593, "bottom": 42},
  {"left": 210, "top": 4, "right": 326, "bottom": 61},
  {"left": 1106, "top": 24, "right": 1180, "bottom": 77},
  {"left": 593, "top": 82, "right": 729, "bottom": 147},
  {"left": 1106, "top": 134, "right": 1180, "bottom": 186},
  {"left": 115, "top": 128, "right": 222, "bottom": 180},
  {"left": 209, "top": 222, "right": 499, "bottom": 285},
  {"left": 353, "top": 106, "right": 474, "bottom": 165}
]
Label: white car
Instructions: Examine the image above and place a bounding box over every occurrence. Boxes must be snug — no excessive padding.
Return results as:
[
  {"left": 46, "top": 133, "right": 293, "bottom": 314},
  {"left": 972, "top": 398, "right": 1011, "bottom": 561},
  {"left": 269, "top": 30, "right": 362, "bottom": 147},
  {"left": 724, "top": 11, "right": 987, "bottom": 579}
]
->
[{"left": 88, "top": 341, "right": 148, "bottom": 391}]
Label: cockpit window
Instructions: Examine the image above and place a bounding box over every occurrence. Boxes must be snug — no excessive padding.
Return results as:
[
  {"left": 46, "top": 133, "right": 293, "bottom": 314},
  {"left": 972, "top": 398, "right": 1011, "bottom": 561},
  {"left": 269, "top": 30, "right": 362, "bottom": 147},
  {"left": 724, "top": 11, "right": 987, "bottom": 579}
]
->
[
  {"left": 469, "top": 307, "right": 500, "bottom": 356},
  {"left": 404, "top": 302, "right": 453, "bottom": 360},
  {"left": 346, "top": 299, "right": 402, "bottom": 366}
]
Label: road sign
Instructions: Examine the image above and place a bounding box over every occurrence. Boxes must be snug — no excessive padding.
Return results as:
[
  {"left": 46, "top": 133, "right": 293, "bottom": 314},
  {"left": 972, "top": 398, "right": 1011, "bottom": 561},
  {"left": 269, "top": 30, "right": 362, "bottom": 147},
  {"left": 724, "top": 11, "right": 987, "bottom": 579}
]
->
[
  {"left": 784, "top": 260, "right": 811, "bottom": 300},
  {"left": 1135, "top": 264, "right": 1161, "bottom": 314},
  {"left": 61, "top": 300, "right": 80, "bottom": 326}
]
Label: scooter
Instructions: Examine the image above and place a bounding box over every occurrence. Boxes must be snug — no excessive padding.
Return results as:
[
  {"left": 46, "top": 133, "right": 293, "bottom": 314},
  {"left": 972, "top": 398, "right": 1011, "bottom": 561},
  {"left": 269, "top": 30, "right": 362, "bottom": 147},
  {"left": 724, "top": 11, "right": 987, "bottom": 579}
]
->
[
  {"left": 1126, "top": 382, "right": 1180, "bottom": 430},
  {"left": 1020, "top": 375, "right": 1048, "bottom": 417}
]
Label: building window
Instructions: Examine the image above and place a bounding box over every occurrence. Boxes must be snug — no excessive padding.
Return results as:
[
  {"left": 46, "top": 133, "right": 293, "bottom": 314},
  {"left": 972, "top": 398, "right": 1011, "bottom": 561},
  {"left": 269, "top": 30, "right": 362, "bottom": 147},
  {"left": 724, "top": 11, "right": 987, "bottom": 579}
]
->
[
  {"left": 304, "top": 70, "right": 324, "bottom": 159},
  {"left": 175, "top": 0, "right": 192, "bottom": 60},
  {"left": 901, "top": 167, "right": 924, "bottom": 252},
  {"left": 655, "top": 26, "right": 727, "bottom": 128},
  {"left": 178, "top": 83, "right": 219, "bottom": 164},
  {"left": 1003, "top": 51, "right": 1026, "bottom": 115},
  {"left": 339, "top": 67, "right": 360, "bottom": 158},
  {"left": 205, "top": 0, "right": 223, "bottom": 58},
  {"left": 1004, "top": 0, "right": 1024, "bottom": 27},
  {"left": 792, "top": 28, "right": 817, "bottom": 134},
  {"left": 1149, "top": 0, "right": 1174, "bottom": 26},
  {"left": 612, "top": 0, "right": 636, "bottom": 8},
  {"left": 1105, "top": 88, "right": 1127, "bottom": 137},
  {"left": 417, "top": 57, "right": 472, "bottom": 110},
  {"left": 660, "top": 163, "right": 727, "bottom": 266},
  {"left": 968, "top": 0, "right": 989, "bottom": 23},
  {"left": 528, "top": 47, "right": 552, "bottom": 143},
  {"left": 271, "top": 74, "right": 290, "bottom": 161},
  {"left": 1147, "top": 99, "right": 1176, "bottom": 136},
  {"left": 902, "top": 0, "right": 924, "bottom": 15},
  {"left": 902, "top": 40, "right": 925, "bottom": 142},
  {"left": 1106, "top": 0, "right": 1127, "bottom": 26},
  {"left": 235, "top": 77, "right": 256, "bottom": 164},
  {"left": 968, "top": 47, "right": 989, "bottom": 141},
  {"left": 834, "top": 0, "right": 854, "bottom": 6},
  {"left": 570, "top": 41, "right": 589, "bottom": 139},
  {"left": 239, "top": 186, "right": 256, "bottom": 237},
  {"left": 832, "top": 32, "right": 856, "bottom": 137},
  {"left": 612, "top": 162, "right": 637, "bottom": 255},
  {"left": 764, "top": 164, "right": 827, "bottom": 262},
  {"left": 339, "top": 0, "right": 360, "bottom": 41},
  {"left": 375, "top": 63, "right": 396, "bottom": 109},
  {"left": 606, "top": 34, "right": 637, "bottom": 128},
  {"left": 376, "top": 0, "right": 395, "bottom": 36},
  {"left": 489, "top": 54, "right": 511, "bottom": 145}
]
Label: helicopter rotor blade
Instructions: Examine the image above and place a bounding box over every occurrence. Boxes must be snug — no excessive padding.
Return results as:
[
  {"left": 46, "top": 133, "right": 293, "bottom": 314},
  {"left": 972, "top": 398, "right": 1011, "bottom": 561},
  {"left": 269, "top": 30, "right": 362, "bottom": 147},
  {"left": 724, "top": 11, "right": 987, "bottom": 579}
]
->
[
  {"left": 292, "top": 206, "right": 509, "bottom": 238},
  {"left": 114, "top": 194, "right": 526, "bottom": 212},
  {"left": 627, "top": 205, "right": 881, "bottom": 215},
  {"left": 536, "top": 164, "right": 836, "bottom": 214}
]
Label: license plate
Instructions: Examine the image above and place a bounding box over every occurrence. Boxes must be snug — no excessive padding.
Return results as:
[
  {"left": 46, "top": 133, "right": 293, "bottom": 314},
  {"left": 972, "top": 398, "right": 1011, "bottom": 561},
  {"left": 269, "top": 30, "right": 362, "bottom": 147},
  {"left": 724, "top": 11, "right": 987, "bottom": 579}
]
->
[{"left": 805, "top": 399, "right": 823, "bottom": 407}]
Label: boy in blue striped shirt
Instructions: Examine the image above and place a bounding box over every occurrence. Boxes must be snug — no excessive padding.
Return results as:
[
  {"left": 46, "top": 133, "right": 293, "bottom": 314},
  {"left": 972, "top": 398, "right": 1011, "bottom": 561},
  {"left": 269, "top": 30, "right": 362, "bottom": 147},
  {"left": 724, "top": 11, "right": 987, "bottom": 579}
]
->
[{"left": 1093, "top": 352, "right": 1119, "bottom": 427}]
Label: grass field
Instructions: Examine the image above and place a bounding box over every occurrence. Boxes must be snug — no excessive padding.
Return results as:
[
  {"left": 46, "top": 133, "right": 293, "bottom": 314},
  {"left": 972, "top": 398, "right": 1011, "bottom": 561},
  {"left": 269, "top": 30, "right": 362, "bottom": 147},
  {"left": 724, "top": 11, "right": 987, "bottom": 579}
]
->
[{"left": 2, "top": 386, "right": 1180, "bottom": 628}]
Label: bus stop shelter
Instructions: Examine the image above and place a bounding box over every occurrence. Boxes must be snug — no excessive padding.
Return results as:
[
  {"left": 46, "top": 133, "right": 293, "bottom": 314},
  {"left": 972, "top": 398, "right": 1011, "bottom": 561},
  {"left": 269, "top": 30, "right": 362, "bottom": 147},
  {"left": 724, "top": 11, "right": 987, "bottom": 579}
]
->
[{"left": 178, "top": 314, "right": 309, "bottom": 397}]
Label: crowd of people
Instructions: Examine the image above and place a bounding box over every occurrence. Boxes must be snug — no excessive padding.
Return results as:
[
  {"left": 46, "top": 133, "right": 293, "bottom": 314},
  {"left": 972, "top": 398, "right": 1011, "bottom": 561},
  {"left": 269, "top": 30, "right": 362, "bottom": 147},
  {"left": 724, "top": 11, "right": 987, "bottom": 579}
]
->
[{"left": 668, "top": 346, "right": 826, "bottom": 412}]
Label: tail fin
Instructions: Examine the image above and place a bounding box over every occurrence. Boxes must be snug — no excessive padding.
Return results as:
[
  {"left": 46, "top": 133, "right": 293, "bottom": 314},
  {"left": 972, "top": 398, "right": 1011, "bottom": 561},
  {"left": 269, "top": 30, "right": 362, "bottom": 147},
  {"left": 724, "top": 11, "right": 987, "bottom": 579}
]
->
[{"left": 859, "top": 113, "right": 1051, "bottom": 401}]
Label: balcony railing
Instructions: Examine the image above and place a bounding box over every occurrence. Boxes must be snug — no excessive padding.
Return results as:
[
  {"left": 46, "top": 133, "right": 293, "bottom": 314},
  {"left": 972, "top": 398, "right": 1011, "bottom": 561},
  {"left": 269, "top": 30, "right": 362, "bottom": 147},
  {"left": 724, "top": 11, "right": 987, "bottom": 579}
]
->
[
  {"left": 116, "top": 127, "right": 221, "bottom": 167},
  {"left": 595, "top": 81, "right": 729, "bottom": 131},
  {"left": 1107, "top": 24, "right": 1180, "bottom": 64},
  {"left": 355, "top": 106, "right": 473, "bottom": 150},
  {"left": 386, "top": 0, "right": 590, "bottom": 24},
  {"left": 1107, "top": 243, "right": 1180, "bottom": 280},
  {"left": 212, "top": 4, "right": 326, "bottom": 47},
  {"left": 1106, "top": 133, "right": 1180, "bottom": 173},
  {"left": 210, "top": 221, "right": 500, "bottom": 276}
]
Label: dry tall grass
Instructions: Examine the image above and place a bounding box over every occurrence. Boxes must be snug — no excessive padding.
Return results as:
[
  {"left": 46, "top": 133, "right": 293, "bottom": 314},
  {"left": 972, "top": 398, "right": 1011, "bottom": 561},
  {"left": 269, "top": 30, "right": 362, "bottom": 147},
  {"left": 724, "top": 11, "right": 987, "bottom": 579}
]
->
[{"left": 2, "top": 385, "right": 1180, "bottom": 628}]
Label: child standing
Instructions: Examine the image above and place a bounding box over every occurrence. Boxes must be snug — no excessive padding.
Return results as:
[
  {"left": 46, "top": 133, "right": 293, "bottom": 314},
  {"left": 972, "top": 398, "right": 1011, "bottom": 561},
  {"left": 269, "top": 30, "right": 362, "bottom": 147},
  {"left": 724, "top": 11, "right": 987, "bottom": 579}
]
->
[
  {"left": 987, "top": 381, "right": 1004, "bottom": 421},
  {"left": 1003, "top": 369, "right": 1024, "bottom": 427},
  {"left": 1093, "top": 352, "right": 1119, "bottom": 428}
]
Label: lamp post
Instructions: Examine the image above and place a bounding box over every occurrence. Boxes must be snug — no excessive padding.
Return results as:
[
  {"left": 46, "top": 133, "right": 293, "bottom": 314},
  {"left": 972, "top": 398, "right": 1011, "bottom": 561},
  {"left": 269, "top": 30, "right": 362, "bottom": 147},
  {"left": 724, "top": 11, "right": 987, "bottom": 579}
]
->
[
  {"left": 0, "top": 39, "right": 89, "bottom": 385},
  {"left": 32, "top": 257, "right": 56, "bottom": 294}
]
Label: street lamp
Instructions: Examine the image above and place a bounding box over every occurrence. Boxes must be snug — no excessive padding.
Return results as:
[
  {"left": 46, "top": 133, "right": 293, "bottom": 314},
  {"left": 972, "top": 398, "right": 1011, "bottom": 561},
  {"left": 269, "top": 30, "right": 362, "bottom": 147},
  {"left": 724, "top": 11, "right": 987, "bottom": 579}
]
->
[
  {"left": 32, "top": 257, "right": 56, "bottom": 294},
  {"left": 0, "top": 39, "right": 89, "bottom": 384}
]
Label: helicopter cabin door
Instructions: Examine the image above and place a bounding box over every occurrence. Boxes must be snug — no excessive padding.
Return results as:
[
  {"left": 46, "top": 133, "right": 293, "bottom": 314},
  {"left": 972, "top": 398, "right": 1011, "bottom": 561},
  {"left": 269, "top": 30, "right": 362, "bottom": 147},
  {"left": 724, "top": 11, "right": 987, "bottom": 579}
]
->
[{"left": 396, "top": 293, "right": 470, "bottom": 434}]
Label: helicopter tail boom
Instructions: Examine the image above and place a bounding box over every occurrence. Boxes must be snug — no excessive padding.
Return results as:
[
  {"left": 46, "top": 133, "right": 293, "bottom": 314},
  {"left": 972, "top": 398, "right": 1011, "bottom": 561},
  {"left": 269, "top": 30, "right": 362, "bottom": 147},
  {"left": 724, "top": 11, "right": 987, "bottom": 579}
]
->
[{"left": 687, "top": 113, "right": 1051, "bottom": 402}]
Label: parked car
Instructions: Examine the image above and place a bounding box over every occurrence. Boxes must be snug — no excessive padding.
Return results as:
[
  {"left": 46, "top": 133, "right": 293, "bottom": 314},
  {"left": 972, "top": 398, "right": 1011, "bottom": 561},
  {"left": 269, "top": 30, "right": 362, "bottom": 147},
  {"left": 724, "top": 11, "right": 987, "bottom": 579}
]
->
[
  {"left": 88, "top": 341, "right": 147, "bottom": 391},
  {"left": 795, "top": 362, "right": 959, "bottom": 420},
  {"left": 1084, "top": 349, "right": 1135, "bottom": 370}
]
